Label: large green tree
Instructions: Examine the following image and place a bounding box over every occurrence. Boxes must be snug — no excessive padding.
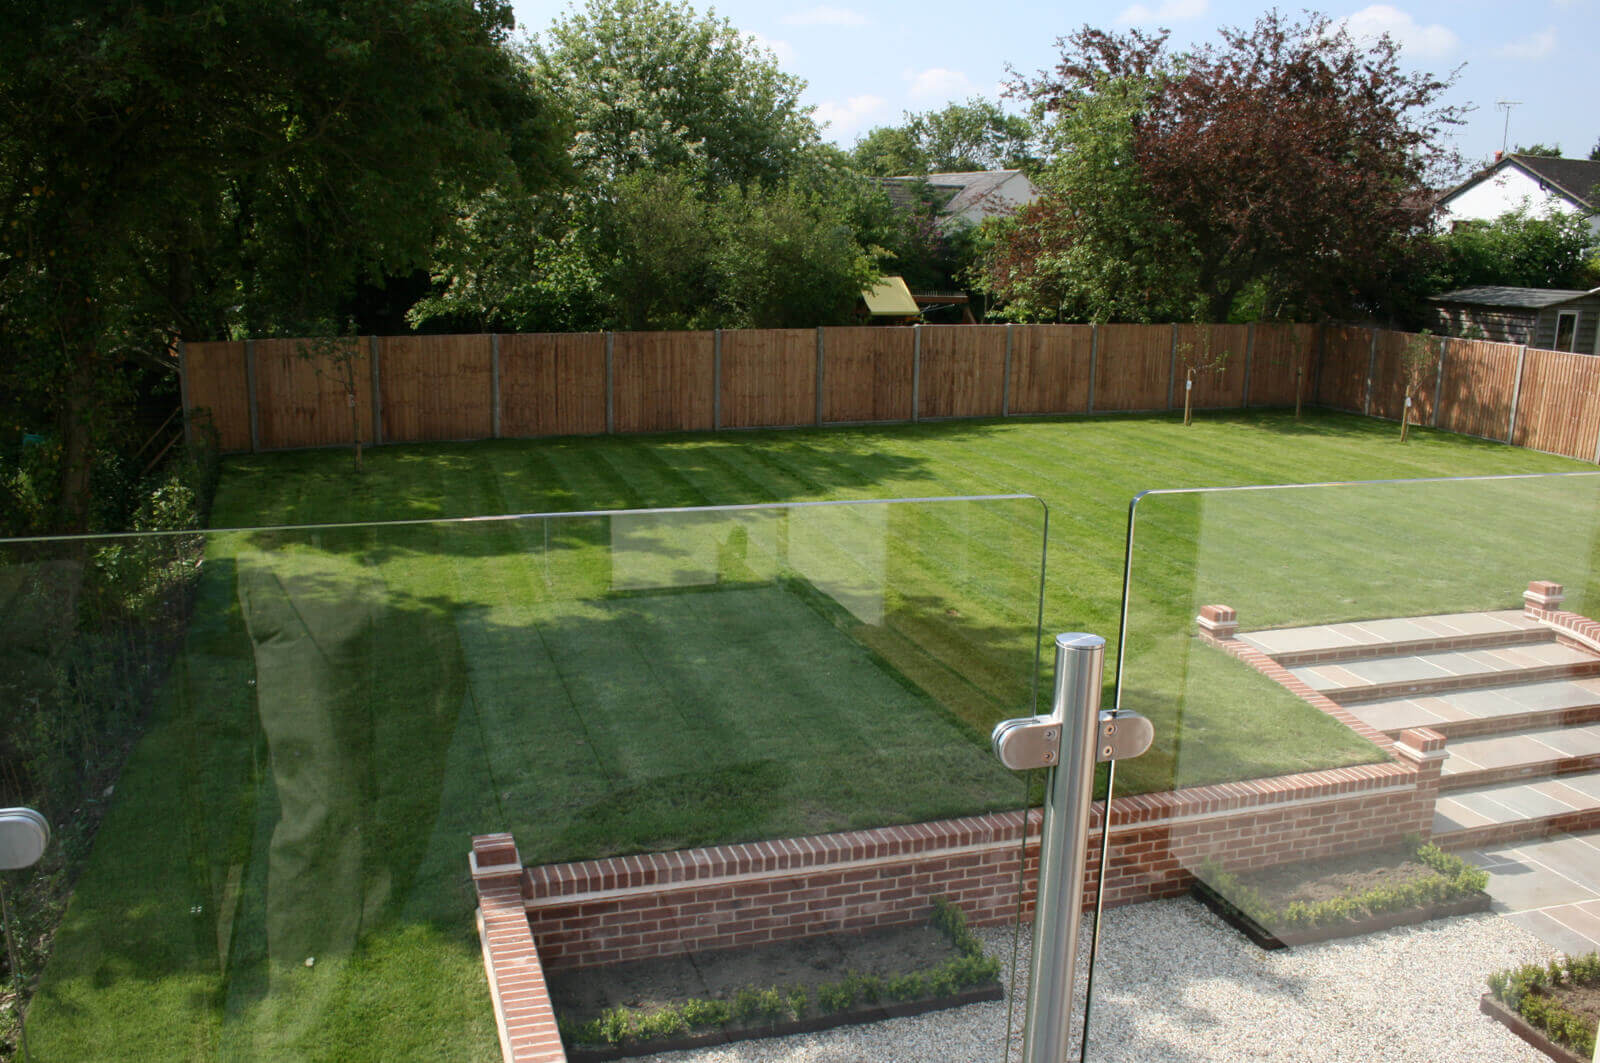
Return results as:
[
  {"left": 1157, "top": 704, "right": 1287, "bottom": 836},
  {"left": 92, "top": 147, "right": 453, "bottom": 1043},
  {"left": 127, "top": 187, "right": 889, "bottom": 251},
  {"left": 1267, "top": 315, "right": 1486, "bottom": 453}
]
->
[
  {"left": 1434, "top": 209, "right": 1600, "bottom": 291},
  {"left": 1, "top": 0, "right": 564, "bottom": 531},
  {"left": 531, "top": 0, "right": 816, "bottom": 190},
  {"left": 982, "top": 13, "right": 1462, "bottom": 324},
  {"left": 852, "top": 97, "right": 1038, "bottom": 176},
  {"left": 415, "top": 0, "right": 883, "bottom": 333}
]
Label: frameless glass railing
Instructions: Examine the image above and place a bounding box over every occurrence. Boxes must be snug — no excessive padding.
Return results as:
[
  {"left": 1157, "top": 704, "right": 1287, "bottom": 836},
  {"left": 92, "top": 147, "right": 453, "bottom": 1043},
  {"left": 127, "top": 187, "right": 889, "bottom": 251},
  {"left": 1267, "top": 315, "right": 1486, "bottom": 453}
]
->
[
  {"left": 0, "top": 495, "right": 1048, "bottom": 1062},
  {"left": 1076, "top": 472, "right": 1600, "bottom": 1061}
]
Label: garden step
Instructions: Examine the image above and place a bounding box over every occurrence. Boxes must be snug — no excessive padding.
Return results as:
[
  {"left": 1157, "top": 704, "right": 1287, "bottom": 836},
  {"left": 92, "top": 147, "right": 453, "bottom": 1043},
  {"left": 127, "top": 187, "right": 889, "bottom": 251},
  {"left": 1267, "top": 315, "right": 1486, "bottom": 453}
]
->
[
  {"left": 1288, "top": 642, "right": 1600, "bottom": 705},
  {"left": 1238, "top": 609, "right": 1547, "bottom": 667},
  {"left": 1347, "top": 677, "right": 1600, "bottom": 740},
  {"left": 1439, "top": 724, "right": 1600, "bottom": 790},
  {"left": 1431, "top": 770, "right": 1600, "bottom": 850}
]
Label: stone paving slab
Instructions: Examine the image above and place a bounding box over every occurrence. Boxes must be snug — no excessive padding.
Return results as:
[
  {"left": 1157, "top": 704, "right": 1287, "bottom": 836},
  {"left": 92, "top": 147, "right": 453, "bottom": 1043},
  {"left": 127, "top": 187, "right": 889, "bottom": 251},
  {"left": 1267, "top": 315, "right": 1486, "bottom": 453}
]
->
[
  {"left": 1290, "top": 642, "right": 1599, "bottom": 695},
  {"left": 1344, "top": 681, "right": 1600, "bottom": 736},
  {"left": 1434, "top": 770, "right": 1600, "bottom": 833},
  {"left": 1442, "top": 725, "right": 1600, "bottom": 776},
  {"left": 1469, "top": 831, "right": 1600, "bottom": 954},
  {"left": 1239, "top": 609, "right": 1540, "bottom": 657}
]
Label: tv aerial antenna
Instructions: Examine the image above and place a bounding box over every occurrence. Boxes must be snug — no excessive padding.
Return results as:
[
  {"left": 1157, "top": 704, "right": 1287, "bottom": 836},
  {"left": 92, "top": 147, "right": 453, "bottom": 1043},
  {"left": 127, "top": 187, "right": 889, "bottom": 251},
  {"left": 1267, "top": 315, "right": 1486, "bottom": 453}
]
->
[{"left": 1495, "top": 99, "right": 1523, "bottom": 155}]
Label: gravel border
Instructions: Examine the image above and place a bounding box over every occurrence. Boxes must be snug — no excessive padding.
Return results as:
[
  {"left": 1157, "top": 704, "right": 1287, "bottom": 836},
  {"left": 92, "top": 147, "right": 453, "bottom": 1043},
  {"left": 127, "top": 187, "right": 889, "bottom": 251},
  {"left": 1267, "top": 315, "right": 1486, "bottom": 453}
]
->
[{"left": 637, "top": 897, "right": 1558, "bottom": 1062}]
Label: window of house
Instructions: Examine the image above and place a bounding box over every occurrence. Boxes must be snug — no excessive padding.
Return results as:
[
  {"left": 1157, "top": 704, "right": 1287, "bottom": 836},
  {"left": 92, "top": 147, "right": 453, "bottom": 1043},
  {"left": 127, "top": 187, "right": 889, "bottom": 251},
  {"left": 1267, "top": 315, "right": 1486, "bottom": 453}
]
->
[{"left": 1554, "top": 310, "right": 1578, "bottom": 352}]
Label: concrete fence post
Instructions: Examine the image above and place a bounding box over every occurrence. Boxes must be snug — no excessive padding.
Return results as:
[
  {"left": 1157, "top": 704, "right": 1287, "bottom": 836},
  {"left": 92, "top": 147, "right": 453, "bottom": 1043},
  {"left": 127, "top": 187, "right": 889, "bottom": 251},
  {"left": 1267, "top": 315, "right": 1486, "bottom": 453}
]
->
[
  {"left": 369, "top": 336, "right": 384, "bottom": 446},
  {"left": 713, "top": 329, "right": 723, "bottom": 431},
  {"left": 605, "top": 331, "right": 614, "bottom": 435},
  {"left": 1363, "top": 327, "right": 1378, "bottom": 417},
  {"left": 1167, "top": 324, "right": 1178, "bottom": 410},
  {"left": 490, "top": 333, "right": 501, "bottom": 439},
  {"left": 815, "top": 327, "right": 825, "bottom": 426},
  {"left": 1088, "top": 324, "right": 1099, "bottom": 414},
  {"left": 1507, "top": 345, "right": 1528, "bottom": 443},
  {"left": 912, "top": 323, "right": 922, "bottom": 422},
  {"left": 245, "top": 339, "right": 260, "bottom": 454},
  {"left": 1242, "top": 322, "right": 1255, "bottom": 408},
  {"left": 1431, "top": 337, "right": 1446, "bottom": 428},
  {"left": 1003, "top": 323, "right": 1013, "bottom": 417}
]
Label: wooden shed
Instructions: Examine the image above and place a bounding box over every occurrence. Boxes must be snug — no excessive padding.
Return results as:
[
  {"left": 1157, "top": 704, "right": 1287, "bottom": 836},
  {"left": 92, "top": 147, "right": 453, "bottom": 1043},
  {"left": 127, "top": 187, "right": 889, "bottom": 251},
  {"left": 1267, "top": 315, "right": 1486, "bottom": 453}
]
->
[{"left": 1428, "top": 286, "right": 1600, "bottom": 354}]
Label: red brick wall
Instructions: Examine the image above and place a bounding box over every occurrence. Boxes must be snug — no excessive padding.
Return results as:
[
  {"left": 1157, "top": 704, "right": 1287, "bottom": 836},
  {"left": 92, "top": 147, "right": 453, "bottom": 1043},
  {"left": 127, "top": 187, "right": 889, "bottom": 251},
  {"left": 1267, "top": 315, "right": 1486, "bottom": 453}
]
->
[{"left": 509, "top": 733, "right": 1442, "bottom": 971}]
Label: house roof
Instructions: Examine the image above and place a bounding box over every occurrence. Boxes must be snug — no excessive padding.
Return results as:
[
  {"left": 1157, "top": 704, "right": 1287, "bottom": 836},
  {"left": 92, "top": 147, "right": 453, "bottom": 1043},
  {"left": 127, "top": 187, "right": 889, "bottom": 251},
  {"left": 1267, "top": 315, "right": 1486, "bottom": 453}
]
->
[
  {"left": 1442, "top": 154, "right": 1600, "bottom": 213},
  {"left": 1429, "top": 285, "right": 1599, "bottom": 309},
  {"left": 876, "top": 170, "right": 1034, "bottom": 219}
]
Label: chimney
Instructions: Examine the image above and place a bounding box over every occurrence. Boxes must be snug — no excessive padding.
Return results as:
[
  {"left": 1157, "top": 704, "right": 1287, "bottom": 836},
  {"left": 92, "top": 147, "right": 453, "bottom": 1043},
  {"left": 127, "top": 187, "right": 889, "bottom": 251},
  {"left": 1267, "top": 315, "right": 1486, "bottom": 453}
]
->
[{"left": 1494, "top": 150, "right": 1504, "bottom": 162}]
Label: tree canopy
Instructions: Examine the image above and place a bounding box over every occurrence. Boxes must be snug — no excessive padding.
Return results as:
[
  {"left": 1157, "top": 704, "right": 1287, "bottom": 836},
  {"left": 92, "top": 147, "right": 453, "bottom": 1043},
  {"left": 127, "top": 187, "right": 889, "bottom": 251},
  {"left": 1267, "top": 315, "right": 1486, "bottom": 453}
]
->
[
  {"left": 851, "top": 98, "right": 1038, "bottom": 176},
  {"left": 1433, "top": 210, "right": 1600, "bottom": 291},
  {"left": 979, "top": 12, "right": 1463, "bottom": 324},
  {"left": 0, "top": 0, "right": 566, "bottom": 530}
]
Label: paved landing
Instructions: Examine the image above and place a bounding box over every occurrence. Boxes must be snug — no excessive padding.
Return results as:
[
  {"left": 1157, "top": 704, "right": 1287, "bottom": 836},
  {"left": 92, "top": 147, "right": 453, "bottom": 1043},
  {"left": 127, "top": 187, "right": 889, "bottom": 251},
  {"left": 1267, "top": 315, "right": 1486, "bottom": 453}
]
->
[
  {"left": 1468, "top": 830, "right": 1600, "bottom": 955},
  {"left": 1238, "top": 609, "right": 1541, "bottom": 657},
  {"left": 1442, "top": 725, "right": 1600, "bottom": 780},
  {"left": 1289, "top": 642, "right": 1598, "bottom": 697},
  {"left": 1434, "top": 770, "right": 1600, "bottom": 833},
  {"left": 1348, "top": 678, "right": 1600, "bottom": 734}
]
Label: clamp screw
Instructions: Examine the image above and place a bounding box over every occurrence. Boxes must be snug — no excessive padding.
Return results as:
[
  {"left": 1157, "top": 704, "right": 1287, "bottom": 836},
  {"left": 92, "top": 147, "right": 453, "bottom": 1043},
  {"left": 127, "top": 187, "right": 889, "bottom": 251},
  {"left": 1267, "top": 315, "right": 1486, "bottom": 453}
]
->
[{"left": 1101, "top": 745, "right": 1114, "bottom": 758}]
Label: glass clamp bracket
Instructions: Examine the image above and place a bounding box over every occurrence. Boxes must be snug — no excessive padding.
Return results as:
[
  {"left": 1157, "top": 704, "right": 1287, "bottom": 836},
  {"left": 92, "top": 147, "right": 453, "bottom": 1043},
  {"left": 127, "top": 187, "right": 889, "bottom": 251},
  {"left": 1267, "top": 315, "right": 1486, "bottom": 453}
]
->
[{"left": 990, "top": 633, "right": 1153, "bottom": 1063}]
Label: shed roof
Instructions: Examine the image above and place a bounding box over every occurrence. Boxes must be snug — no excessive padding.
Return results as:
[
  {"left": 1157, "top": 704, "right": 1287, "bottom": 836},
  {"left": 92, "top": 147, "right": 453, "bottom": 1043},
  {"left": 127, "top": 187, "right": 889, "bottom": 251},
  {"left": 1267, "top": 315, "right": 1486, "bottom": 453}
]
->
[{"left": 1428, "top": 285, "right": 1598, "bottom": 309}]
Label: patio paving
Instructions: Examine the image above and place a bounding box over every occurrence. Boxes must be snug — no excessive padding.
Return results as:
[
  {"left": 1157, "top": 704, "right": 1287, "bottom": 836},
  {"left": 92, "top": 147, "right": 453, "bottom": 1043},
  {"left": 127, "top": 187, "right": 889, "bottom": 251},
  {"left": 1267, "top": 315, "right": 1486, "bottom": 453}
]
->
[
  {"left": 1240, "top": 605, "right": 1600, "bottom": 960},
  {"left": 1468, "top": 830, "right": 1600, "bottom": 955}
]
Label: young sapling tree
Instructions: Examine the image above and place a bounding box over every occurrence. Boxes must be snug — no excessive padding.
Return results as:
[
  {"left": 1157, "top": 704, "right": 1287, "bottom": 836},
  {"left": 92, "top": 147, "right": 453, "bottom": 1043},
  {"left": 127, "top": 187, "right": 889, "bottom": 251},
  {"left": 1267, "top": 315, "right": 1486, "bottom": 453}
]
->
[
  {"left": 1397, "top": 330, "right": 1440, "bottom": 443},
  {"left": 297, "top": 330, "right": 366, "bottom": 472},
  {"left": 1177, "top": 324, "right": 1231, "bottom": 426}
]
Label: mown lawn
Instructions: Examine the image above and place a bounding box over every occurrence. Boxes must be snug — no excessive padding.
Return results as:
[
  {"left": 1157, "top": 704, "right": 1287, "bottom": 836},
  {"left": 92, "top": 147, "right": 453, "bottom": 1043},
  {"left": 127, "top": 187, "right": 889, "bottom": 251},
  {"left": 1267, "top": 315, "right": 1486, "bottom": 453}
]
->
[{"left": 21, "top": 410, "right": 1600, "bottom": 1061}]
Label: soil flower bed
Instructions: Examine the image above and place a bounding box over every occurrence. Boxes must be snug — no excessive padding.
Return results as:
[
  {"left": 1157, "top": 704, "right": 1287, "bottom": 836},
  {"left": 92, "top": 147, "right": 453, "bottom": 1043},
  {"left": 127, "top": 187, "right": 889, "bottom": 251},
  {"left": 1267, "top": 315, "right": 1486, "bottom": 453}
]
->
[
  {"left": 1483, "top": 953, "right": 1600, "bottom": 1062},
  {"left": 552, "top": 899, "right": 1003, "bottom": 1059},
  {"left": 1194, "top": 842, "right": 1491, "bottom": 949}
]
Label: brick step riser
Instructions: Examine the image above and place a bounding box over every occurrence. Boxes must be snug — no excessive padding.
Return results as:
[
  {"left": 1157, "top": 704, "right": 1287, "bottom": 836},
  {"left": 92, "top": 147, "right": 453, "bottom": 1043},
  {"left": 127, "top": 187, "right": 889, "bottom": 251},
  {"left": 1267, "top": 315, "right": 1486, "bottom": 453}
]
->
[
  {"left": 1433, "top": 807, "right": 1600, "bottom": 851},
  {"left": 1440, "top": 753, "right": 1600, "bottom": 792},
  {"left": 1268, "top": 629, "right": 1553, "bottom": 668},
  {"left": 1328, "top": 661, "right": 1600, "bottom": 706},
  {"left": 1381, "top": 703, "right": 1600, "bottom": 741}
]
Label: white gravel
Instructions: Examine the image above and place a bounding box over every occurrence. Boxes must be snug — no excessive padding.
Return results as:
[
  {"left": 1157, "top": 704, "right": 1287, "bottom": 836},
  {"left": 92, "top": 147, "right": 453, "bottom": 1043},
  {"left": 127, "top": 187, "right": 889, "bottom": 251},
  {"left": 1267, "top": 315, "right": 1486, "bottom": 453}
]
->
[{"left": 638, "top": 898, "right": 1558, "bottom": 1063}]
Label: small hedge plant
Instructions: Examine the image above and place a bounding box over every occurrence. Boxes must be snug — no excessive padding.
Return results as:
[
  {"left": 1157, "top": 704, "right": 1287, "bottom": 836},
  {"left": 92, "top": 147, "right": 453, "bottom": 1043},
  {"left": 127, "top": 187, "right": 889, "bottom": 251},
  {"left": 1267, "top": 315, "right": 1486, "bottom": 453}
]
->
[
  {"left": 1201, "top": 842, "right": 1488, "bottom": 932},
  {"left": 560, "top": 897, "right": 1001, "bottom": 1048},
  {"left": 1487, "top": 952, "right": 1600, "bottom": 1059}
]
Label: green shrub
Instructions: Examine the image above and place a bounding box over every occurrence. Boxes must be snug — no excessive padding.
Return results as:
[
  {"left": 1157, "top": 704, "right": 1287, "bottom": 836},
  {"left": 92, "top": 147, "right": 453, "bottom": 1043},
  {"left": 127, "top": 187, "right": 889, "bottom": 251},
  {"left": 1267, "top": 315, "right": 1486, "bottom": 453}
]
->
[
  {"left": 1487, "top": 951, "right": 1600, "bottom": 1058},
  {"left": 816, "top": 980, "right": 855, "bottom": 1012}
]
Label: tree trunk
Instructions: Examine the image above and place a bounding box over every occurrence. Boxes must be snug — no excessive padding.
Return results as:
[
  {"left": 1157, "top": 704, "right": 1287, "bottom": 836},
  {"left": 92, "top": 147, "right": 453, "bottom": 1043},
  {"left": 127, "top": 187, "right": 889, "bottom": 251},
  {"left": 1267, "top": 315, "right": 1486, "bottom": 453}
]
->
[
  {"left": 53, "top": 346, "right": 98, "bottom": 533},
  {"left": 1183, "top": 367, "right": 1195, "bottom": 426}
]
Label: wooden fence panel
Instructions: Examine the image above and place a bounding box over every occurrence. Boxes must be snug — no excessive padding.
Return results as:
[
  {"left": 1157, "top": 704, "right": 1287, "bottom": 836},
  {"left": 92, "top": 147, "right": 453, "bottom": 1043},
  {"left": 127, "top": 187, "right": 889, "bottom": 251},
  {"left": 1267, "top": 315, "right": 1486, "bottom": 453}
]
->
[
  {"left": 1008, "top": 325, "right": 1094, "bottom": 415},
  {"left": 1094, "top": 325, "right": 1172, "bottom": 411},
  {"left": 498, "top": 333, "right": 606, "bottom": 438},
  {"left": 917, "top": 325, "right": 1006, "bottom": 419},
  {"left": 1177, "top": 324, "right": 1249, "bottom": 410},
  {"left": 379, "top": 334, "right": 493, "bottom": 443},
  {"left": 1317, "top": 326, "right": 1371, "bottom": 413},
  {"left": 182, "top": 341, "right": 251, "bottom": 452},
  {"left": 1248, "top": 324, "right": 1315, "bottom": 407},
  {"left": 820, "top": 327, "right": 914, "bottom": 423},
  {"left": 253, "top": 337, "right": 375, "bottom": 450},
  {"left": 1435, "top": 338, "right": 1520, "bottom": 441},
  {"left": 1513, "top": 348, "right": 1600, "bottom": 459},
  {"left": 612, "top": 331, "right": 715, "bottom": 433},
  {"left": 1367, "top": 330, "right": 1441, "bottom": 426},
  {"left": 720, "top": 329, "right": 816, "bottom": 429}
]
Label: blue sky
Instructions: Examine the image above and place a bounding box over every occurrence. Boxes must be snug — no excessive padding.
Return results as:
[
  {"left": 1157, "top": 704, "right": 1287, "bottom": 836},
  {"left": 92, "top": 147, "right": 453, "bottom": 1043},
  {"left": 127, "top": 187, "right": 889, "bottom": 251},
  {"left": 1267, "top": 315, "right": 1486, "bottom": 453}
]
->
[{"left": 511, "top": 0, "right": 1598, "bottom": 174}]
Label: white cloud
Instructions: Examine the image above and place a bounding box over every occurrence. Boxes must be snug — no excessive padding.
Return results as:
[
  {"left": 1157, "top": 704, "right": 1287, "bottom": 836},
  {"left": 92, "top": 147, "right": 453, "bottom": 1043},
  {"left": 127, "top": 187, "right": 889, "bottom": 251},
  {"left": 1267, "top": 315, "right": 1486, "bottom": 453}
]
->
[
  {"left": 1496, "top": 28, "right": 1558, "bottom": 59},
  {"left": 815, "top": 95, "right": 887, "bottom": 139},
  {"left": 1115, "top": 0, "right": 1208, "bottom": 24},
  {"left": 904, "top": 67, "right": 975, "bottom": 101},
  {"left": 748, "top": 31, "right": 795, "bottom": 65},
  {"left": 781, "top": 6, "right": 867, "bottom": 27},
  {"left": 1335, "top": 5, "right": 1459, "bottom": 58}
]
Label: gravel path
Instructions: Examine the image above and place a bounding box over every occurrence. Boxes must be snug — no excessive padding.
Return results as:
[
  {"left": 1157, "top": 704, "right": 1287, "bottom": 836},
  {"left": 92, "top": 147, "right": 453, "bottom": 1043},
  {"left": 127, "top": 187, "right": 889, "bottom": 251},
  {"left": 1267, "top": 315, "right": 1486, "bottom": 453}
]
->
[{"left": 639, "top": 897, "right": 1557, "bottom": 1063}]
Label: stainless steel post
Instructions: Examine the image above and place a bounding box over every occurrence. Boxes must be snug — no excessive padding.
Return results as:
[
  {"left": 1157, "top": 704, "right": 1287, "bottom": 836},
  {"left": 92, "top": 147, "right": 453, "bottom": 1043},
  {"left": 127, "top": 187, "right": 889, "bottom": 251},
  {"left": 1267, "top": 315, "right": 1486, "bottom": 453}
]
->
[{"left": 1024, "top": 633, "right": 1104, "bottom": 1063}]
